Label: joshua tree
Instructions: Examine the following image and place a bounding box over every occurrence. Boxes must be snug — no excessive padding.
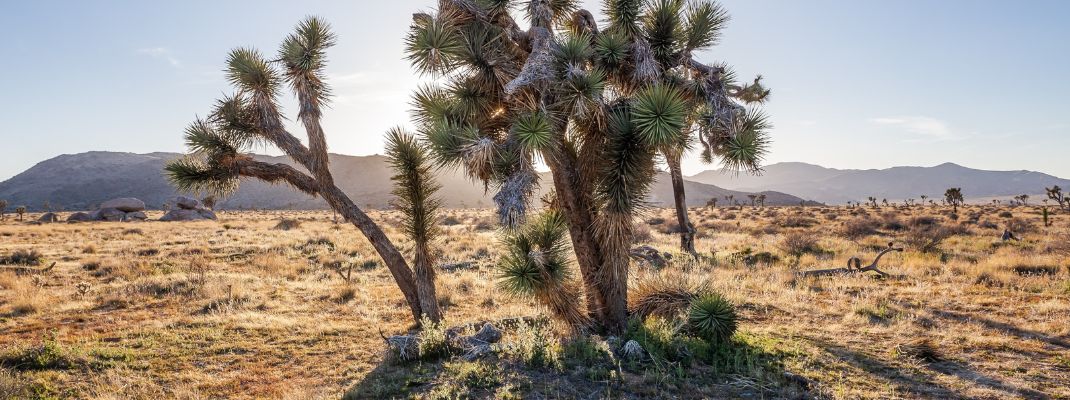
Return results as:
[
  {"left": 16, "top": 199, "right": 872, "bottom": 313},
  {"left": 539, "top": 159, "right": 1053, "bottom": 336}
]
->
[
  {"left": 1014, "top": 194, "right": 1029, "bottom": 206},
  {"left": 164, "top": 17, "right": 440, "bottom": 325},
  {"left": 944, "top": 187, "right": 963, "bottom": 213},
  {"left": 706, "top": 197, "right": 717, "bottom": 208},
  {"left": 881, "top": 198, "right": 888, "bottom": 207},
  {"left": 0, "top": 199, "right": 7, "bottom": 221},
  {"left": 747, "top": 194, "right": 757, "bottom": 207},
  {"left": 757, "top": 193, "right": 766, "bottom": 207},
  {"left": 867, "top": 196, "right": 877, "bottom": 209},
  {"left": 15, "top": 206, "right": 26, "bottom": 221},
  {"left": 920, "top": 195, "right": 928, "bottom": 205},
  {"left": 401, "top": 0, "right": 769, "bottom": 334},
  {"left": 1046, "top": 185, "right": 1066, "bottom": 211}
]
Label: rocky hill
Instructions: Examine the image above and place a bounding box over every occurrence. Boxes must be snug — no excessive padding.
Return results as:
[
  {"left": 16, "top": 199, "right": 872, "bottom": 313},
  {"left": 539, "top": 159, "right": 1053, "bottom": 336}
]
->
[
  {"left": 0, "top": 151, "right": 812, "bottom": 211},
  {"left": 690, "top": 162, "right": 1070, "bottom": 204}
]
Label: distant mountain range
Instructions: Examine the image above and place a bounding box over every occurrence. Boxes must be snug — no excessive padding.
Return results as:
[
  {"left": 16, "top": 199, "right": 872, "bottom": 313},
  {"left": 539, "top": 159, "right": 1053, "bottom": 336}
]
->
[
  {"left": 0, "top": 151, "right": 810, "bottom": 211},
  {"left": 689, "top": 162, "right": 1070, "bottom": 204}
]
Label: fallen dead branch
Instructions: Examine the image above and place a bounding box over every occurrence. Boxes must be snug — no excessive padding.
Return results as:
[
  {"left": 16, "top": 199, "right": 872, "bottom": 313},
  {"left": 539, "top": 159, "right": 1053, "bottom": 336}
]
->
[
  {"left": 0, "top": 262, "right": 56, "bottom": 276},
  {"left": 799, "top": 244, "right": 902, "bottom": 278}
]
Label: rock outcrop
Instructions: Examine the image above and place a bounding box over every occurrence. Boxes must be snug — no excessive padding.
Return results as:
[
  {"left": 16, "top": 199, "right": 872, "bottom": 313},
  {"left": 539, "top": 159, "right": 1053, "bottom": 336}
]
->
[{"left": 159, "top": 196, "right": 217, "bottom": 222}]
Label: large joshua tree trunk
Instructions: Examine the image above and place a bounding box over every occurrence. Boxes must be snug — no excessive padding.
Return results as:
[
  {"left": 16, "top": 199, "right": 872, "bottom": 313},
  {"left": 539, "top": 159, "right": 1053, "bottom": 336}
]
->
[{"left": 665, "top": 151, "right": 698, "bottom": 257}]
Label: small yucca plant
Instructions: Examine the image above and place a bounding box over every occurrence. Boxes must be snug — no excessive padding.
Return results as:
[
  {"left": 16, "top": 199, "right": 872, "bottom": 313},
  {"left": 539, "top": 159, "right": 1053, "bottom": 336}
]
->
[
  {"left": 687, "top": 292, "right": 738, "bottom": 344},
  {"left": 498, "top": 210, "right": 591, "bottom": 330}
]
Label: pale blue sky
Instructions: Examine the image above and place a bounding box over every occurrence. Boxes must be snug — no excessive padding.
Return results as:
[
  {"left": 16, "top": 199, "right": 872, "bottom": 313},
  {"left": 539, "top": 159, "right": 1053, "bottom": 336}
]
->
[{"left": 1, "top": 1, "right": 1068, "bottom": 180}]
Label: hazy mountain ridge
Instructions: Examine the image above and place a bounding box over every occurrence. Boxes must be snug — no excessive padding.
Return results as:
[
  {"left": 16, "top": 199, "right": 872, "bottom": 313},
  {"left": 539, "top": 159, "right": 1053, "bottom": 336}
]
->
[
  {"left": 690, "top": 162, "right": 1070, "bottom": 204},
  {"left": 0, "top": 151, "right": 811, "bottom": 211}
]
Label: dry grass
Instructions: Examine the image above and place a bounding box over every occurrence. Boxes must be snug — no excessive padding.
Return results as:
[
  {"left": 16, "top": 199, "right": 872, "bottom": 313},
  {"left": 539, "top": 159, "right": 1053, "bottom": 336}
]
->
[{"left": 0, "top": 206, "right": 1068, "bottom": 399}]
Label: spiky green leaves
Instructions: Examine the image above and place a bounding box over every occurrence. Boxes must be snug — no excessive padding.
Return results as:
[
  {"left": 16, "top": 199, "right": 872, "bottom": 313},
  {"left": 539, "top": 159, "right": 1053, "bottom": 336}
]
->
[
  {"left": 279, "top": 17, "right": 336, "bottom": 114},
  {"left": 226, "top": 48, "right": 279, "bottom": 96},
  {"left": 553, "top": 32, "right": 594, "bottom": 67},
  {"left": 385, "top": 128, "right": 442, "bottom": 245},
  {"left": 594, "top": 31, "right": 631, "bottom": 71},
  {"left": 405, "top": 14, "right": 462, "bottom": 76},
  {"left": 164, "top": 156, "right": 239, "bottom": 197},
  {"left": 631, "top": 83, "right": 688, "bottom": 147},
  {"left": 643, "top": 0, "right": 685, "bottom": 67},
  {"left": 499, "top": 210, "right": 571, "bottom": 296},
  {"left": 598, "top": 107, "right": 656, "bottom": 215},
  {"left": 682, "top": 1, "right": 729, "bottom": 53},
  {"left": 687, "top": 292, "right": 737, "bottom": 343},
  {"left": 604, "top": 0, "right": 642, "bottom": 38},
  {"left": 717, "top": 109, "right": 770, "bottom": 174},
  {"left": 279, "top": 17, "right": 336, "bottom": 73},
  {"left": 511, "top": 112, "right": 554, "bottom": 152}
]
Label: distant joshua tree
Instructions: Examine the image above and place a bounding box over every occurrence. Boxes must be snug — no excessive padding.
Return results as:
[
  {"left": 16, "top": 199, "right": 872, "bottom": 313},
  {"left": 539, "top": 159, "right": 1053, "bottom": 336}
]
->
[
  {"left": 1046, "top": 185, "right": 1067, "bottom": 211},
  {"left": 882, "top": 198, "right": 889, "bottom": 207},
  {"left": 867, "top": 196, "right": 878, "bottom": 209},
  {"left": 0, "top": 199, "right": 7, "bottom": 220},
  {"left": 944, "top": 187, "right": 964, "bottom": 213},
  {"left": 747, "top": 194, "right": 758, "bottom": 207},
  {"left": 1014, "top": 194, "right": 1029, "bottom": 206},
  {"left": 706, "top": 197, "right": 718, "bottom": 208},
  {"left": 757, "top": 193, "right": 766, "bottom": 207},
  {"left": 15, "top": 206, "right": 27, "bottom": 221},
  {"left": 164, "top": 17, "right": 441, "bottom": 325},
  {"left": 920, "top": 195, "right": 928, "bottom": 205}
]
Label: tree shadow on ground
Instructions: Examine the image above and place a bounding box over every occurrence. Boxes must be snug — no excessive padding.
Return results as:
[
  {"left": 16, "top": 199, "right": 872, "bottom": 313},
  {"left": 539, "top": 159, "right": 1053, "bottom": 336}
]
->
[
  {"left": 809, "top": 336, "right": 1051, "bottom": 399},
  {"left": 808, "top": 337, "right": 959, "bottom": 398},
  {"left": 930, "top": 309, "right": 1070, "bottom": 349}
]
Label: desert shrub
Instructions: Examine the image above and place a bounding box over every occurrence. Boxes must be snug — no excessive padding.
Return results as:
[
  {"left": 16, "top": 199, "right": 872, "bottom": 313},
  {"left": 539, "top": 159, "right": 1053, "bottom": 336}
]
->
[
  {"left": 729, "top": 248, "right": 779, "bottom": 266},
  {"left": 904, "top": 224, "right": 957, "bottom": 253},
  {"left": 273, "top": 219, "right": 301, "bottom": 230},
  {"left": 472, "top": 218, "right": 496, "bottom": 231},
  {"left": 841, "top": 217, "right": 879, "bottom": 240},
  {"left": 440, "top": 215, "right": 462, "bottom": 226},
  {"left": 632, "top": 223, "right": 654, "bottom": 244},
  {"left": 893, "top": 338, "right": 942, "bottom": 362},
  {"left": 879, "top": 213, "right": 905, "bottom": 231},
  {"left": 629, "top": 275, "right": 706, "bottom": 320},
  {"left": 0, "top": 250, "right": 42, "bottom": 266},
  {"left": 417, "top": 317, "right": 451, "bottom": 360},
  {"left": 778, "top": 231, "right": 823, "bottom": 257},
  {"left": 1005, "top": 217, "right": 1035, "bottom": 234},
  {"left": 973, "top": 272, "right": 1003, "bottom": 287},
  {"left": 646, "top": 217, "right": 667, "bottom": 226},
  {"left": 507, "top": 320, "right": 559, "bottom": 368},
  {"left": 998, "top": 211, "right": 1013, "bottom": 218},
  {"left": 1011, "top": 263, "right": 1060, "bottom": 276},
  {"left": 978, "top": 219, "right": 999, "bottom": 229}
]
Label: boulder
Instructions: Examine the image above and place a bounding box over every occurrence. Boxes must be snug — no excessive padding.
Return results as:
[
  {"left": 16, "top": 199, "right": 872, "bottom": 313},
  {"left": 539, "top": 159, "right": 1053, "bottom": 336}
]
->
[
  {"left": 100, "top": 198, "right": 145, "bottom": 212},
  {"left": 125, "top": 211, "right": 148, "bottom": 221},
  {"left": 94, "top": 208, "right": 126, "bottom": 222},
  {"left": 196, "top": 208, "right": 217, "bottom": 220},
  {"left": 160, "top": 209, "right": 207, "bottom": 222},
  {"left": 173, "top": 196, "right": 201, "bottom": 210},
  {"left": 38, "top": 212, "right": 60, "bottom": 223},
  {"left": 66, "top": 212, "right": 92, "bottom": 222}
]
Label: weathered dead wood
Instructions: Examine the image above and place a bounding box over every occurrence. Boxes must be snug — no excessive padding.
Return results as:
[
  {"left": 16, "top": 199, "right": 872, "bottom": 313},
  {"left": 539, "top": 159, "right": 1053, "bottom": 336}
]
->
[
  {"left": 799, "top": 245, "right": 902, "bottom": 278},
  {"left": 0, "top": 262, "right": 56, "bottom": 276}
]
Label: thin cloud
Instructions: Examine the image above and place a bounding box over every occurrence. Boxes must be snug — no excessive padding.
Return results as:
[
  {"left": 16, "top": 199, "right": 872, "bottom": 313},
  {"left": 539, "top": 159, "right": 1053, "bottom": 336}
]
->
[
  {"left": 870, "top": 116, "right": 961, "bottom": 141},
  {"left": 137, "top": 47, "right": 181, "bottom": 68}
]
